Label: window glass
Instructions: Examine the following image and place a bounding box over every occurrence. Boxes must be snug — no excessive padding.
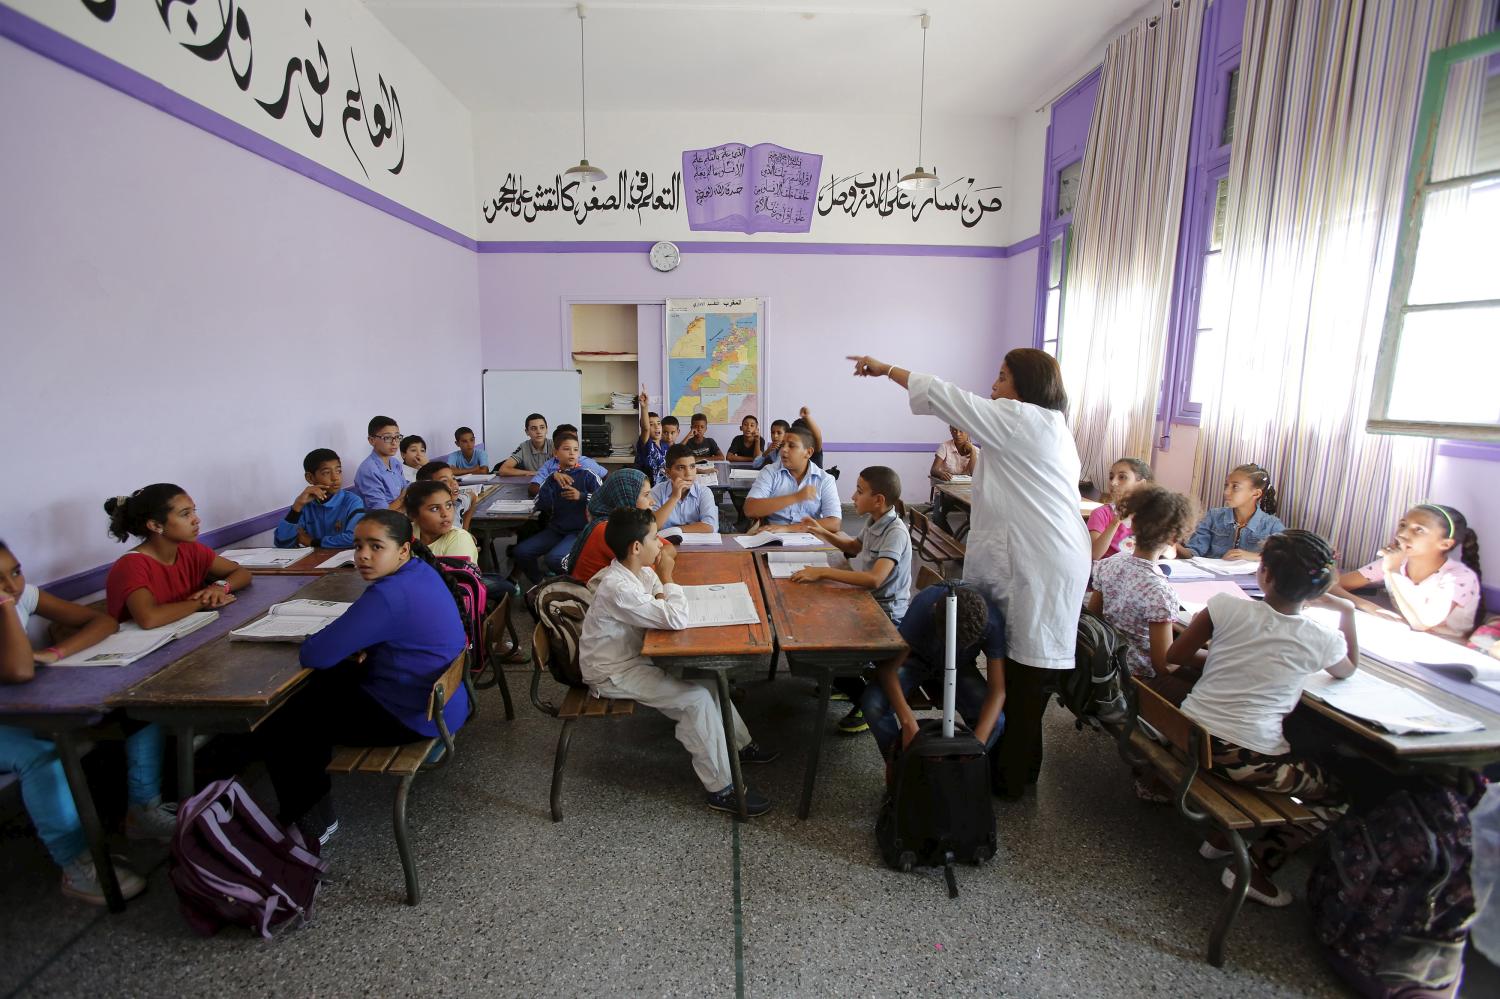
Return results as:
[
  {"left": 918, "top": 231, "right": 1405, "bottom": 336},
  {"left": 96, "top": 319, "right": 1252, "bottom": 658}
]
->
[
  {"left": 1219, "top": 67, "right": 1239, "bottom": 146},
  {"left": 1056, "top": 160, "right": 1083, "bottom": 218},
  {"left": 1386, "top": 307, "right": 1500, "bottom": 424}
]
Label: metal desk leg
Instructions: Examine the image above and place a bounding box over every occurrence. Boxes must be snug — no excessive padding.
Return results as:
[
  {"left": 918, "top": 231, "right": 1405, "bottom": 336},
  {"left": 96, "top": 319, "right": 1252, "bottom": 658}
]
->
[
  {"left": 715, "top": 672, "right": 748, "bottom": 820},
  {"left": 798, "top": 669, "right": 833, "bottom": 820},
  {"left": 54, "top": 731, "right": 125, "bottom": 913},
  {"left": 176, "top": 725, "right": 195, "bottom": 799}
]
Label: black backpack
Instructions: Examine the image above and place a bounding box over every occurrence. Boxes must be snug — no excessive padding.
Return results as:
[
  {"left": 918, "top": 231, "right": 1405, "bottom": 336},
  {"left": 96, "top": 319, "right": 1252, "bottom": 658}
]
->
[{"left": 1054, "top": 610, "right": 1130, "bottom": 728}]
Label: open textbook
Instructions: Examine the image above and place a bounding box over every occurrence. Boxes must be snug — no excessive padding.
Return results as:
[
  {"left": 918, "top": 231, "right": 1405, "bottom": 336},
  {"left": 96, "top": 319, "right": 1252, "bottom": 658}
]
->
[
  {"left": 680, "top": 583, "right": 761, "bottom": 629},
  {"left": 229, "top": 600, "right": 352, "bottom": 643},
  {"left": 54, "top": 612, "right": 220, "bottom": 667},
  {"left": 735, "top": 532, "right": 823, "bottom": 549},
  {"left": 319, "top": 550, "right": 358, "bottom": 568},
  {"left": 218, "top": 547, "right": 311, "bottom": 568},
  {"left": 1302, "top": 671, "right": 1482, "bottom": 735},
  {"left": 765, "top": 552, "right": 831, "bottom": 578}
]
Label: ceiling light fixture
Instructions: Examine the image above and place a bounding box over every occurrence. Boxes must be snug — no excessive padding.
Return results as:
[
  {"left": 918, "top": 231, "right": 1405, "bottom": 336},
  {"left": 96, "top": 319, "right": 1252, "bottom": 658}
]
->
[
  {"left": 563, "top": 4, "right": 606, "bottom": 184},
  {"left": 898, "top": 13, "right": 938, "bottom": 193}
]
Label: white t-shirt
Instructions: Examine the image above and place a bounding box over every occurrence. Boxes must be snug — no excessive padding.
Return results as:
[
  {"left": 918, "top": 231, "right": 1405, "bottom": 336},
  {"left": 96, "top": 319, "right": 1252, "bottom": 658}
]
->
[
  {"left": 8, "top": 584, "right": 44, "bottom": 649},
  {"left": 1180, "top": 594, "right": 1348, "bottom": 755}
]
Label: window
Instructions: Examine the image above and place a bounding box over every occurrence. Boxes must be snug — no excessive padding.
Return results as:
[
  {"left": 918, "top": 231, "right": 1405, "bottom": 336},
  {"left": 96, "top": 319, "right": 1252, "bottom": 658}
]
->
[
  {"left": 1369, "top": 33, "right": 1500, "bottom": 441},
  {"left": 1055, "top": 160, "right": 1083, "bottom": 218},
  {"left": 1219, "top": 68, "right": 1239, "bottom": 146},
  {"left": 1034, "top": 68, "right": 1100, "bottom": 357},
  {"left": 1186, "top": 175, "right": 1230, "bottom": 405},
  {"left": 1041, "top": 229, "right": 1069, "bottom": 357}
]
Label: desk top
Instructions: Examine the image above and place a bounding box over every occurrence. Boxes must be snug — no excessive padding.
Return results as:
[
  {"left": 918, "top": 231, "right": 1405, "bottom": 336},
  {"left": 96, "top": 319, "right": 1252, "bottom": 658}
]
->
[
  {"left": 754, "top": 553, "right": 905, "bottom": 657},
  {"left": 109, "top": 574, "right": 368, "bottom": 717},
  {"left": 471, "top": 480, "right": 536, "bottom": 521},
  {"left": 642, "top": 551, "right": 774, "bottom": 660},
  {"left": 244, "top": 548, "right": 353, "bottom": 575},
  {"left": 0, "top": 575, "right": 310, "bottom": 721},
  {"left": 934, "top": 481, "right": 1099, "bottom": 520},
  {"left": 668, "top": 535, "right": 839, "bottom": 555}
]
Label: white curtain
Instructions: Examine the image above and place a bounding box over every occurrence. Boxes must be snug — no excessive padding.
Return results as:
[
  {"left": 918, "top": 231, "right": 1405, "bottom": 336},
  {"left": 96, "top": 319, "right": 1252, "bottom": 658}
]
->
[
  {"left": 1191, "top": 0, "right": 1492, "bottom": 567},
  {"left": 1059, "top": 0, "right": 1205, "bottom": 480}
]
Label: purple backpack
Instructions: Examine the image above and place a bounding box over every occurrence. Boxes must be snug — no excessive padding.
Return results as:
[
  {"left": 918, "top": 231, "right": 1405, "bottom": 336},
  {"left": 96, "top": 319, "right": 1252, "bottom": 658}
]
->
[
  {"left": 435, "top": 555, "right": 488, "bottom": 681},
  {"left": 1307, "top": 783, "right": 1482, "bottom": 998},
  {"left": 168, "top": 778, "right": 328, "bottom": 938}
]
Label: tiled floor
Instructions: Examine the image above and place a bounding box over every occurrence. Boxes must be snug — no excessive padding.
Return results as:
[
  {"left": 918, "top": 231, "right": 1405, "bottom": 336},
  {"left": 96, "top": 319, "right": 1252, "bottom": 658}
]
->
[{"left": 3, "top": 510, "right": 1497, "bottom": 997}]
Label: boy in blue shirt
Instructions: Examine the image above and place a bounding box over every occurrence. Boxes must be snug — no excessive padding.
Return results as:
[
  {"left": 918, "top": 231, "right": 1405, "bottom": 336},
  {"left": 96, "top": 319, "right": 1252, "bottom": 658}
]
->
[
  {"left": 743, "top": 427, "right": 840, "bottom": 532},
  {"left": 354, "top": 415, "right": 408, "bottom": 510},
  {"left": 635, "top": 385, "right": 667, "bottom": 484},
  {"left": 528, "top": 424, "right": 609, "bottom": 496},
  {"left": 275, "top": 449, "right": 365, "bottom": 549},
  {"left": 445, "top": 426, "right": 490, "bottom": 474},
  {"left": 652, "top": 445, "right": 719, "bottom": 532},
  {"left": 516, "top": 434, "right": 601, "bottom": 582}
]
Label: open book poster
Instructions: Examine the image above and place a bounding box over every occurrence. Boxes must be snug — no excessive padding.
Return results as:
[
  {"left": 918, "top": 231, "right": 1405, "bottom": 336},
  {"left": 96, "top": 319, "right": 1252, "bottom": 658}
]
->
[
  {"left": 682, "top": 142, "right": 822, "bottom": 234},
  {"left": 229, "top": 600, "right": 352, "bottom": 643}
]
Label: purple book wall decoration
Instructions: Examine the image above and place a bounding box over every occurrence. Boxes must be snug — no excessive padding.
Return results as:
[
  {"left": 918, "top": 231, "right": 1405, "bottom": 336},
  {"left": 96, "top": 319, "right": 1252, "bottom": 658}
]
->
[{"left": 683, "top": 142, "right": 823, "bottom": 234}]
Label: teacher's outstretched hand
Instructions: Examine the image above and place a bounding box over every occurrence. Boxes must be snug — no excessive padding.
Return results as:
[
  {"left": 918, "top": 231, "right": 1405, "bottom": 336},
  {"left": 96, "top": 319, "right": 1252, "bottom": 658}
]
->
[{"left": 847, "top": 355, "right": 909, "bottom": 387}]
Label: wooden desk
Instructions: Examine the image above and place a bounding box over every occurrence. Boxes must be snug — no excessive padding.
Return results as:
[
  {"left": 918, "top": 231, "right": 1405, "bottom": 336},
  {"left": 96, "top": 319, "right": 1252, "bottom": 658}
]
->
[
  {"left": 0, "top": 574, "right": 308, "bottom": 911},
  {"left": 241, "top": 548, "right": 354, "bottom": 575},
  {"left": 111, "top": 574, "right": 368, "bottom": 797},
  {"left": 642, "top": 551, "right": 774, "bottom": 818},
  {"left": 754, "top": 553, "right": 907, "bottom": 819},
  {"left": 667, "top": 535, "right": 839, "bottom": 555}
]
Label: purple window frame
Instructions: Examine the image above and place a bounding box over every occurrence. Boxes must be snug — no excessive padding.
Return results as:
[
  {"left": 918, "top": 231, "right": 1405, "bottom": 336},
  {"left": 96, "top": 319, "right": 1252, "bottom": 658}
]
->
[
  {"left": 1159, "top": 0, "right": 1245, "bottom": 442},
  {"left": 1034, "top": 68, "right": 1102, "bottom": 351}
]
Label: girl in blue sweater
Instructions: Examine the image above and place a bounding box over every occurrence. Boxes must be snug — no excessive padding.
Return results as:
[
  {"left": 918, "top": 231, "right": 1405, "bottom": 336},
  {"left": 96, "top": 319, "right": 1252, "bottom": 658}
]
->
[{"left": 258, "top": 510, "right": 469, "bottom": 845}]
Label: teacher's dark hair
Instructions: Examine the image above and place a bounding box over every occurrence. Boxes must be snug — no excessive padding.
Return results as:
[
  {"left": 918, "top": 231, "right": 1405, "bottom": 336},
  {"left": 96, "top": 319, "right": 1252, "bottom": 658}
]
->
[{"left": 1003, "top": 348, "right": 1068, "bottom": 413}]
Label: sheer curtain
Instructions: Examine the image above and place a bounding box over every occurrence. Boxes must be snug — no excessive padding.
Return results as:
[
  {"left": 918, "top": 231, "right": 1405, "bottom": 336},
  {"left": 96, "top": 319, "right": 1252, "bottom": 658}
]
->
[
  {"left": 1059, "top": 0, "right": 1204, "bottom": 480},
  {"left": 1190, "top": 0, "right": 1492, "bottom": 566}
]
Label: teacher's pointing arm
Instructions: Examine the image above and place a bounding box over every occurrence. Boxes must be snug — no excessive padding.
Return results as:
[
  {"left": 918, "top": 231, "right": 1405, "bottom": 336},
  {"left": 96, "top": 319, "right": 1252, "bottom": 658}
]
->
[{"left": 847, "top": 355, "right": 1015, "bottom": 451}]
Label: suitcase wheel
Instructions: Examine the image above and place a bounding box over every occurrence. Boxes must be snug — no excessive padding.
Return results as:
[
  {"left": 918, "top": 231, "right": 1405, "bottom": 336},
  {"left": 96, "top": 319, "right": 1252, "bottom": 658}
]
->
[{"left": 898, "top": 851, "right": 915, "bottom": 874}]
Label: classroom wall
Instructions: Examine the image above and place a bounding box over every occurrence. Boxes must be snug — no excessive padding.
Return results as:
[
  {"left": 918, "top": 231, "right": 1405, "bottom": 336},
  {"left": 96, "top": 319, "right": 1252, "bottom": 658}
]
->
[
  {"left": 0, "top": 37, "right": 482, "bottom": 585},
  {"left": 476, "top": 250, "right": 1035, "bottom": 500}
]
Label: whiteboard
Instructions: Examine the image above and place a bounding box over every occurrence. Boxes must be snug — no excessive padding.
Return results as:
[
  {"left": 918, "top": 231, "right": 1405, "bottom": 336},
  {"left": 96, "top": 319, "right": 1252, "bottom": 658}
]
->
[{"left": 481, "top": 370, "right": 581, "bottom": 460}]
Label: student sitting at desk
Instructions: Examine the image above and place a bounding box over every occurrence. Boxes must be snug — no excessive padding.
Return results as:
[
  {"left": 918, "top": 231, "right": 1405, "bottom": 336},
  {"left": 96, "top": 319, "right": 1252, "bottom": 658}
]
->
[
  {"left": 354, "top": 415, "right": 408, "bottom": 511},
  {"left": 1, "top": 540, "right": 176, "bottom": 903},
  {"left": 792, "top": 407, "right": 825, "bottom": 469},
  {"left": 792, "top": 466, "right": 913, "bottom": 734},
  {"left": 931, "top": 425, "right": 977, "bottom": 481},
  {"left": 103, "top": 484, "right": 251, "bottom": 626},
  {"left": 653, "top": 445, "right": 720, "bottom": 534},
  {"left": 417, "top": 461, "right": 478, "bottom": 532},
  {"left": 1087, "top": 457, "right": 1153, "bottom": 561},
  {"left": 1175, "top": 462, "right": 1284, "bottom": 562},
  {"left": 752, "top": 419, "right": 789, "bottom": 470},
  {"left": 660, "top": 415, "right": 681, "bottom": 447},
  {"left": 405, "top": 480, "right": 480, "bottom": 563},
  {"left": 634, "top": 386, "right": 667, "bottom": 484},
  {"left": 1166, "top": 530, "right": 1357, "bottom": 907},
  {"left": 1333, "top": 503, "right": 1483, "bottom": 640},
  {"left": 861, "top": 582, "right": 1007, "bottom": 769},
  {"left": 517, "top": 434, "right": 600, "bottom": 583},
  {"left": 257, "top": 510, "right": 469, "bottom": 846},
  {"left": 683, "top": 413, "right": 724, "bottom": 460},
  {"left": 743, "top": 427, "right": 840, "bottom": 532},
  {"left": 444, "top": 426, "right": 490, "bottom": 475},
  {"left": 497, "top": 413, "right": 553, "bottom": 478},
  {"left": 527, "top": 424, "right": 609, "bottom": 496},
  {"left": 726, "top": 415, "right": 764, "bottom": 463},
  {"left": 579, "top": 508, "right": 777, "bottom": 816},
  {"left": 399, "top": 435, "right": 426, "bottom": 484},
  {"left": 567, "top": 469, "right": 654, "bottom": 584},
  {"left": 274, "top": 449, "right": 364, "bottom": 550}
]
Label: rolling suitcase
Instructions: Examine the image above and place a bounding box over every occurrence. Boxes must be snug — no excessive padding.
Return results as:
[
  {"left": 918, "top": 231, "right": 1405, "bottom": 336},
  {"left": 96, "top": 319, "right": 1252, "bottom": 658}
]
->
[{"left": 875, "top": 583, "right": 997, "bottom": 898}]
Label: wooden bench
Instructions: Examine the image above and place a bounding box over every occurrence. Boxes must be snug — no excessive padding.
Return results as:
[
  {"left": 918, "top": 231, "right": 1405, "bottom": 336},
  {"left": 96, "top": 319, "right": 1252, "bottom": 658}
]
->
[
  {"left": 1121, "top": 678, "right": 1324, "bottom": 967},
  {"left": 908, "top": 508, "right": 965, "bottom": 577},
  {"left": 326, "top": 652, "right": 472, "bottom": 905},
  {"left": 528, "top": 623, "right": 635, "bottom": 822}
]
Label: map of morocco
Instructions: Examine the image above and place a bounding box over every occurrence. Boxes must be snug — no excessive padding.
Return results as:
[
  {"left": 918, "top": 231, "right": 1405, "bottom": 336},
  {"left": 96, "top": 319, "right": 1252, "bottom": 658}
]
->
[{"left": 670, "top": 317, "right": 706, "bottom": 358}]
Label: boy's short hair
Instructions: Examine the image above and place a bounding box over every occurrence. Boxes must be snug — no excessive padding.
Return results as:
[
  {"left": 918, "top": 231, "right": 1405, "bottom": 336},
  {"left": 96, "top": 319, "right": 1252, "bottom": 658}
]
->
[
  {"left": 303, "top": 448, "right": 340, "bottom": 475},
  {"left": 455, "top": 426, "right": 474, "bottom": 439},
  {"left": 931, "top": 586, "right": 989, "bottom": 654},
  {"left": 552, "top": 423, "right": 579, "bottom": 445},
  {"left": 770, "top": 419, "right": 790, "bottom": 432},
  {"left": 786, "top": 426, "right": 816, "bottom": 451},
  {"left": 554, "top": 432, "right": 580, "bottom": 446},
  {"left": 403, "top": 480, "right": 452, "bottom": 517},
  {"left": 368, "top": 415, "right": 398, "bottom": 437},
  {"left": 665, "top": 444, "right": 693, "bottom": 466},
  {"left": 400, "top": 435, "right": 425, "bottom": 453},
  {"left": 416, "top": 460, "right": 451, "bottom": 481},
  {"left": 661, "top": 416, "right": 680, "bottom": 429},
  {"left": 691, "top": 413, "right": 708, "bottom": 425},
  {"left": 859, "top": 466, "right": 901, "bottom": 508},
  {"left": 525, "top": 413, "right": 546, "bottom": 427},
  {"left": 648, "top": 411, "right": 660, "bottom": 420},
  {"left": 604, "top": 507, "right": 657, "bottom": 561}
]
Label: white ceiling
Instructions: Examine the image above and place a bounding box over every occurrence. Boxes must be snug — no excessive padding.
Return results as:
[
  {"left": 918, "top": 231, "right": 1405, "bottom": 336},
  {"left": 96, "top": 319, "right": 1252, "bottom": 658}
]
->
[{"left": 363, "top": 0, "right": 1146, "bottom": 117}]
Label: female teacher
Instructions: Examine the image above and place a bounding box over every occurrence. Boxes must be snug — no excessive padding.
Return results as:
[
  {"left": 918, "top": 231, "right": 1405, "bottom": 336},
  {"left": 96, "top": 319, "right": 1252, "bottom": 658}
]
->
[{"left": 847, "top": 349, "right": 1090, "bottom": 799}]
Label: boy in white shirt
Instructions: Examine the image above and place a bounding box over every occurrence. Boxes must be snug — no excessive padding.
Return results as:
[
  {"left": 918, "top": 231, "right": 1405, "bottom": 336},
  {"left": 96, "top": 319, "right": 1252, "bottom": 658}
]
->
[{"left": 579, "top": 508, "right": 777, "bottom": 815}]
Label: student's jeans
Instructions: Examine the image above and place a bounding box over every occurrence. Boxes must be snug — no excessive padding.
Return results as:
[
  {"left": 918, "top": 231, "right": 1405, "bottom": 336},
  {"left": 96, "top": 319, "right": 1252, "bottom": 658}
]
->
[
  {"left": 514, "top": 525, "right": 579, "bottom": 583},
  {"left": 860, "top": 658, "right": 1003, "bottom": 756},
  {"left": 0, "top": 722, "right": 164, "bottom": 867}
]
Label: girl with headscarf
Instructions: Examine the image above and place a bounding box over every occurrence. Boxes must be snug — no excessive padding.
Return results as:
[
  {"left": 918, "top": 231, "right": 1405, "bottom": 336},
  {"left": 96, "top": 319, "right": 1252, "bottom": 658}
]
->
[{"left": 564, "top": 468, "right": 656, "bottom": 583}]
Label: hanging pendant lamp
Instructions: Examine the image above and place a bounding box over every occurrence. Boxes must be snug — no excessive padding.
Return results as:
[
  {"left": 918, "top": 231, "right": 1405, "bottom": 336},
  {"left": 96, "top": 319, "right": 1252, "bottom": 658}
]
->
[
  {"left": 563, "top": 4, "right": 606, "bottom": 183},
  {"left": 898, "top": 13, "right": 938, "bottom": 193}
]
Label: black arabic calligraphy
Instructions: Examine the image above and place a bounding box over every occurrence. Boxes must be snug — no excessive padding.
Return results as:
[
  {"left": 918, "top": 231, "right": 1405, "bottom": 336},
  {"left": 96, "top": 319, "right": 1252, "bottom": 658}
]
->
[
  {"left": 816, "top": 172, "right": 1003, "bottom": 229},
  {"left": 482, "top": 171, "right": 684, "bottom": 226}
]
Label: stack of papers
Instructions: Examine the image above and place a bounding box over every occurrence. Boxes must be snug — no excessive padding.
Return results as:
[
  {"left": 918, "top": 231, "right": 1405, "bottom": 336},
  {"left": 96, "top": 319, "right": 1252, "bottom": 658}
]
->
[
  {"left": 219, "top": 547, "right": 311, "bottom": 568},
  {"left": 1302, "top": 671, "right": 1482, "bottom": 734},
  {"left": 681, "top": 583, "right": 761, "bottom": 629},
  {"left": 229, "top": 600, "right": 351, "bottom": 643},
  {"left": 766, "top": 552, "right": 831, "bottom": 578},
  {"left": 679, "top": 533, "right": 723, "bottom": 546},
  {"left": 735, "top": 533, "right": 823, "bottom": 549},
  {"left": 728, "top": 468, "right": 760, "bottom": 481},
  {"left": 1190, "top": 557, "right": 1260, "bottom": 576},
  {"left": 55, "top": 612, "right": 220, "bottom": 667},
  {"left": 1159, "top": 560, "right": 1215, "bottom": 581},
  {"left": 458, "top": 474, "right": 491, "bottom": 485},
  {"left": 947, "top": 474, "right": 973, "bottom": 484},
  {"left": 488, "top": 499, "right": 535, "bottom": 516},
  {"left": 608, "top": 391, "right": 636, "bottom": 410}
]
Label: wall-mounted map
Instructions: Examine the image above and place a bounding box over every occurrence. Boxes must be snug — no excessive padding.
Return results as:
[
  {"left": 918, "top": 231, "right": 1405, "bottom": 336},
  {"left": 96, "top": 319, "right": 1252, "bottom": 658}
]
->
[{"left": 665, "top": 298, "right": 762, "bottom": 425}]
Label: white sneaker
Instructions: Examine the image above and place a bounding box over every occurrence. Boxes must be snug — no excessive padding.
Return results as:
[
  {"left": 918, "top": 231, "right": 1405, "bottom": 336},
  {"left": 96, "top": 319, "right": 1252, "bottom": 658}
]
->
[
  {"left": 125, "top": 797, "right": 179, "bottom": 842},
  {"left": 61, "top": 854, "right": 146, "bottom": 905},
  {"left": 1221, "top": 865, "right": 1293, "bottom": 907},
  {"left": 1199, "top": 839, "right": 1233, "bottom": 860}
]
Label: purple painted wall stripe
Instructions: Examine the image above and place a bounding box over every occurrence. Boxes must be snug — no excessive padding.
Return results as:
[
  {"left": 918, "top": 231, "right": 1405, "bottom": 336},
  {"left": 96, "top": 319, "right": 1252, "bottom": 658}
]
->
[
  {"left": 43, "top": 509, "right": 289, "bottom": 601},
  {"left": 1436, "top": 440, "right": 1500, "bottom": 462},
  {"left": 476, "top": 240, "right": 1018, "bottom": 258},
  {"left": 824, "top": 442, "right": 938, "bottom": 453}
]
